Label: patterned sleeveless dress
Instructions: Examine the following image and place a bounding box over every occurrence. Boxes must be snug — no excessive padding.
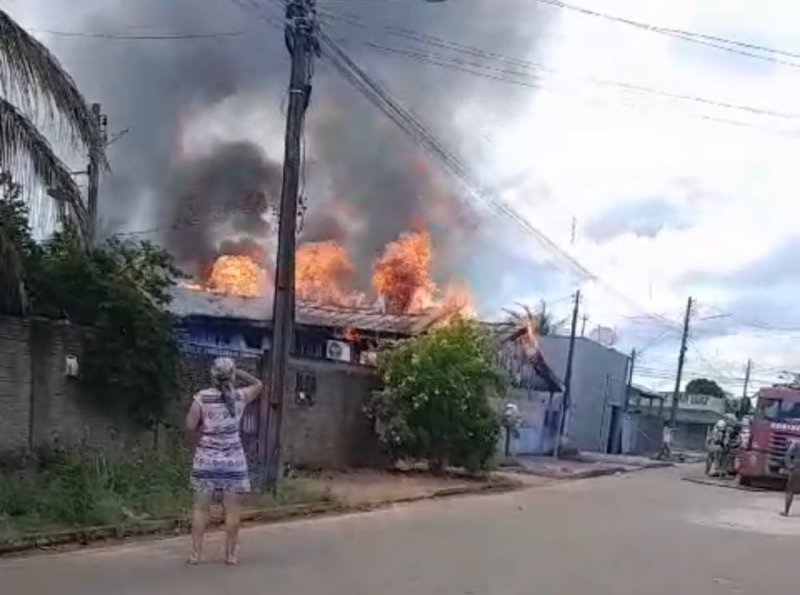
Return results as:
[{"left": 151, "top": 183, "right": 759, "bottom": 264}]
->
[{"left": 190, "top": 388, "right": 251, "bottom": 493}]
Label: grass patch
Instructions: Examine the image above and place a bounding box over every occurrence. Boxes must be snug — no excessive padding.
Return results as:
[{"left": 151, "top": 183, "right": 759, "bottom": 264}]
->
[
  {"left": 248, "top": 480, "right": 336, "bottom": 509},
  {"left": 0, "top": 448, "right": 333, "bottom": 542}
]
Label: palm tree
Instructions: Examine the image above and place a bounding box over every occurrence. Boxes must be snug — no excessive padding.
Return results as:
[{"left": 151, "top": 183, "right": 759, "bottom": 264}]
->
[
  {"left": 0, "top": 10, "right": 104, "bottom": 312},
  {"left": 505, "top": 300, "right": 566, "bottom": 337},
  {"left": 0, "top": 10, "right": 104, "bottom": 238}
]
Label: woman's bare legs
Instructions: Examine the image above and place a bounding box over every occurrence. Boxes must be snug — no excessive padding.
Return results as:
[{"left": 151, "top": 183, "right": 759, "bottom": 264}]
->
[
  {"left": 223, "top": 491, "right": 242, "bottom": 565},
  {"left": 189, "top": 491, "right": 212, "bottom": 564}
]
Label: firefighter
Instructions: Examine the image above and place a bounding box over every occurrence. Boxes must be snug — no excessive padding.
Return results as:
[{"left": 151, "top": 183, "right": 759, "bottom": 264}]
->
[
  {"left": 657, "top": 421, "right": 672, "bottom": 461},
  {"left": 720, "top": 420, "right": 741, "bottom": 477},
  {"left": 705, "top": 420, "right": 726, "bottom": 477},
  {"left": 782, "top": 439, "right": 800, "bottom": 517}
]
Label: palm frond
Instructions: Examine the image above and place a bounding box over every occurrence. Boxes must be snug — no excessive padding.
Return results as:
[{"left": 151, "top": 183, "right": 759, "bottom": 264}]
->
[
  {"left": 0, "top": 11, "right": 105, "bottom": 159},
  {"left": 504, "top": 301, "right": 565, "bottom": 336},
  {"left": 0, "top": 97, "right": 88, "bottom": 236}
]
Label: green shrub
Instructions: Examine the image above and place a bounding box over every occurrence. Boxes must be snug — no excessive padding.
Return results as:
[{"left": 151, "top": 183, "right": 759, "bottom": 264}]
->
[
  {"left": 0, "top": 447, "right": 332, "bottom": 537},
  {"left": 367, "top": 319, "right": 505, "bottom": 473}
]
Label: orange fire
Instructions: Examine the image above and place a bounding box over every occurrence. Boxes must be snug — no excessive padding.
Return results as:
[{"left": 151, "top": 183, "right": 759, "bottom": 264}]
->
[
  {"left": 189, "top": 225, "right": 475, "bottom": 319},
  {"left": 206, "top": 255, "right": 265, "bottom": 297},
  {"left": 296, "top": 241, "right": 357, "bottom": 305},
  {"left": 372, "top": 228, "right": 437, "bottom": 313},
  {"left": 440, "top": 282, "right": 476, "bottom": 319}
]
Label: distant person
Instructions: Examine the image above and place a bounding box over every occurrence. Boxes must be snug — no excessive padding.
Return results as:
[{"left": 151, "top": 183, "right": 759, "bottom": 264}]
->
[
  {"left": 658, "top": 422, "right": 672, "bottom": 460},
  {"left": 185, "top": 357, "right": 263, "bottom": 565},
  {"left": 781, "top": 439, "right": 800, "bottom": 517},
  {"left": 705, "top": 420, "right": 726, "bottom": 476}
]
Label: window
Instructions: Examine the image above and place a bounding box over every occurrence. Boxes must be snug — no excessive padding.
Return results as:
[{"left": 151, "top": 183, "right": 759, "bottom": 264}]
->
[
  {"left": 295, "top": 372, "right": 317, "bottom": 406},
  {"left": 757, "top": 398, "right": 800, "bottom": 422}
]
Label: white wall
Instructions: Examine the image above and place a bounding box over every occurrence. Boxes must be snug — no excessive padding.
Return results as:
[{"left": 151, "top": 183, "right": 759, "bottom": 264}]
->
[
  {"left": 494, "top": 390, "right": 562, "bottom": 456},
  {"left": 539, "top": 336, "right": 631, "bottom": 453}
]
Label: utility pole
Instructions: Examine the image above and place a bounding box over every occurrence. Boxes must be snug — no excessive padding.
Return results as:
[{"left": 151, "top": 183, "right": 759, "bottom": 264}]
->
[
  {"left": 261, "top": 0, "right": 318, "bottom": 489},
  {"left": 581, "top": 314, "right": 588, "bottom": 337},
  {"left": 86, "top": 103, "right": 106, "bottom": 243},
  {"left": 742, "top": 358, "right": 752, "bottom": 399},
  {"left": 555, "top": 289, "right": 580, "bottom": 458},
  {"left": 669, "top": 297, "right": 693, "bottom": 428}
]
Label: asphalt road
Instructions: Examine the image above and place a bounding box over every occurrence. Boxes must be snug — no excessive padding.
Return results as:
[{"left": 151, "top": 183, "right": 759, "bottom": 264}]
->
[{"left": 4, "top": 466, "right": 799, "bottom": 595}]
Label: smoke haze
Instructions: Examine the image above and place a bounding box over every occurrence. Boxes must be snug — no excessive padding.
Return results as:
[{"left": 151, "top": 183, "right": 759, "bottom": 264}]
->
[{"left": 12, "top": 0, "right": 555, "bottom": 306}]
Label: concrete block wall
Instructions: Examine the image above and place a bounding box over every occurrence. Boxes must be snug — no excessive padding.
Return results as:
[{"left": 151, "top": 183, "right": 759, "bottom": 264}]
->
[
  {"left": 0, "top": 316, "right": 150, "bottom": 457},
  {"left": 284, "top": 358, "right": 382, "bottom": 469},
  {"left": 180, "top": 351, "right": 382, "bottom": 470},
  {"left": 1, "top": 316, "right": 380, "bottom": 467},
  {"left": 0, "top": 317, "right": 31, "bottom": 453}
]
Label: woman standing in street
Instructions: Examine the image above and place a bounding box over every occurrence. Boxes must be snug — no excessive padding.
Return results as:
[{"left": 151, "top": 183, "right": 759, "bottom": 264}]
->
[{"left": 185, "top": 357, "right": 262, "bottom": 565}]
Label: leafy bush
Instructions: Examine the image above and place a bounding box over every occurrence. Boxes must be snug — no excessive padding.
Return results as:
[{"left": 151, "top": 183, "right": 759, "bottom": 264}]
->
[
  {"left": 0, "top": 188, "right": 184, "bottom": 425},
  {"left": 28, "top": 229, "right": 184, "bottom": 424},
  {"left": 367, "top": 319, "right": 505, "bottom": 473}
]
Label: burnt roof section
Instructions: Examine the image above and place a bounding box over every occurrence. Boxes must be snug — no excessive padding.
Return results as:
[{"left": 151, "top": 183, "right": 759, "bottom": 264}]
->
[
  {"left": 169, "top": 286, "right": 443, "bottom": 335},
  {"left": 486, "top": 323, "right": 563, "bottom": 393}
]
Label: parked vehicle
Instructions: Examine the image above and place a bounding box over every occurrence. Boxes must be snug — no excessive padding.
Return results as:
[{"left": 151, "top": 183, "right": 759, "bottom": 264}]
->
[{"left": 736, "top": 386, "right": 800, "bottom": 486}]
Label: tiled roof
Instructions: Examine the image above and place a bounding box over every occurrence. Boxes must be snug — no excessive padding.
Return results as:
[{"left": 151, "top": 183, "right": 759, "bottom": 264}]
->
[{"left": 169, "top": 286, "right": 442, "bottom": 335}]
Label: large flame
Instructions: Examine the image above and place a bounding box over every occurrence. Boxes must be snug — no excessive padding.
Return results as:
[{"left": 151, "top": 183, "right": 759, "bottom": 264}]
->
[
  {"left": 188, "top": 225, "right": 474, "bottom": 319},
  {"left": 206, "top": 255, "right": 265, "bottom": 297},
  {"left": 296, "top": 241, "right": 359, "bottom": 305},
  {"left": 372, "top": 228, "right": 437, "bottom": 313}
]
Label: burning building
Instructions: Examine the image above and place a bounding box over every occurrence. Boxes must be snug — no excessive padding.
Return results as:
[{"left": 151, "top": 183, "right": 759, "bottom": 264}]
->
[{"left": 170, "top": 274, "right": 455, "bottom": 471}]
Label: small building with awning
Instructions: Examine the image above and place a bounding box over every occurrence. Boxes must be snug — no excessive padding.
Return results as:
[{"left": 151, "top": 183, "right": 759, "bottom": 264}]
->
[{"left": 624, "top": 389, "right": 727, "bottom": 453}]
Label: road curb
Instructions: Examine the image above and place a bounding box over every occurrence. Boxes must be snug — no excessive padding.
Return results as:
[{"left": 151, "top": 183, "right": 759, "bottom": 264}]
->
[
  {"left": 0, "top": 478, "right": 522, "bottom": 557},
  {"left": 681, "top": 475, "right": 769, "bottom": 492},
  {"left": 508, "top": 461, "right": 673, "bottom": 481}
]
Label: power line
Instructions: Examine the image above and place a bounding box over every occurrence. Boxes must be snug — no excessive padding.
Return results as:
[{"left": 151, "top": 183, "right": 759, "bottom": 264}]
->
[
  {"left": 113, "top": 204, "right": 269, "bottom": 238},
  {"left": 319, "top": 28, "right": 692, "bottom": 332},
  {"left": 531, "top": 0, "right": 800, "bottom": 67},
  {"left": 318, "top": 31, "right": 591, "bottom": 278},
  {"left": 316, "top": 10, "right": 800, "bottom": 142},
  {"left": 236, "top": 3, "right": 796, "bottom": 343},
  {"left": 635, "top": 327, "right": 677, "bottom": 356},
  {"left": 29, "top": 28, "right": 248, "bottom": 40},
  {"left": 692, "top": 301, "right": 800, "bottom": 334}
]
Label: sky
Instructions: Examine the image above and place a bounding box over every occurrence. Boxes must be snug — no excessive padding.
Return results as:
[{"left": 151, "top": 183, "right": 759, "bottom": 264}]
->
[
  {"left": 5, "top": 0, "right": 800, "bottom": 394},
  {"left": 482, "top": 0, "right": 800, "bottom": 394}
]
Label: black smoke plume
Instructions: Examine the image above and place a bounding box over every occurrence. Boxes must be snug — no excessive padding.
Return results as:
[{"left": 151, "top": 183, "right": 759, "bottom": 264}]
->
[
  {"left": 160, "top": 141, "right": 281, "bottom": 278},
  {"left": 22, "top": 0, "right": 554, "bottom": 301}
]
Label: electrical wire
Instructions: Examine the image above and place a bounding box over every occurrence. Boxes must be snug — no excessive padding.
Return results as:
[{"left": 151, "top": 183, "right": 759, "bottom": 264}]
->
[
  {"left": 228, "top": 2, "right": 800, "bottom": 347},
  {"left": 531, "top": 0, "right": 800, "bottom": 67},
  {"left": 317, "top": 9, "right": 800, "bottom": 123},
  {"left": 324, "top": 32, "right": 691, "bottom": 333},
  {"left": 27, "top": 27, "right": 248, "bottom": 40}
]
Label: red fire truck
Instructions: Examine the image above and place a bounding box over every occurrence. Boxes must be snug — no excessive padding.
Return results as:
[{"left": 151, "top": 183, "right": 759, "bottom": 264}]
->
[{"left": 736, "top": 385, "right": 800, "bottom": 486}]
